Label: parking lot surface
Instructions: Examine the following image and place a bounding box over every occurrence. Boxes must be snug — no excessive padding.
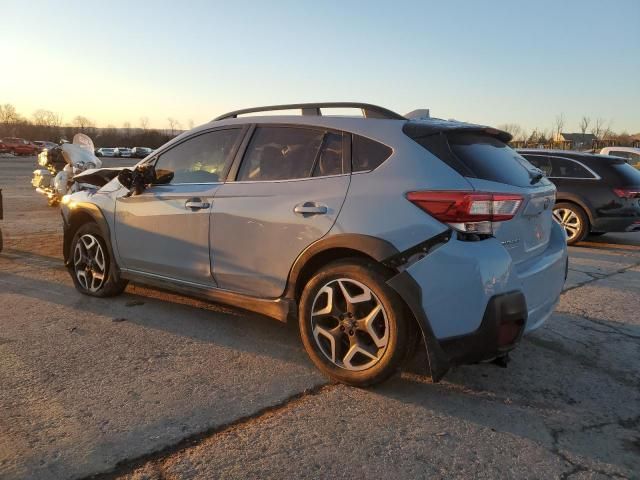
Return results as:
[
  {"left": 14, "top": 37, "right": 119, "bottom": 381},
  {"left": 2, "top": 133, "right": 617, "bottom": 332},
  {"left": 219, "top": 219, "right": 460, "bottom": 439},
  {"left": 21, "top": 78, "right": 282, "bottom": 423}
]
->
[{"left": 1, "top": 155, "right": 639, "bottom": 479}]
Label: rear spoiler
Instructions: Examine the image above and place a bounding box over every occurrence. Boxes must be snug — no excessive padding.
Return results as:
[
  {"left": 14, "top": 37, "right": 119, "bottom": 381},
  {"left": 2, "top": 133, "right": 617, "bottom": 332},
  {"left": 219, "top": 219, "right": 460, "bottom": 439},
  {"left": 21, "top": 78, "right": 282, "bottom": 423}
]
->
[{"left": 403, "top": 119, "right": 512, "bottom": 143}]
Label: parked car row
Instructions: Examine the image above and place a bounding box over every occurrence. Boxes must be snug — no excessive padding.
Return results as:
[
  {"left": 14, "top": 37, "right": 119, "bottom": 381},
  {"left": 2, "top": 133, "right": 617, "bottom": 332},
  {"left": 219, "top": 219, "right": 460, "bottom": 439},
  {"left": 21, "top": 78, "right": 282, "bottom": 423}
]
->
[
  {"left": 0, "top": 137, "right": 40, "bottom": 156},
  {"left": 95, "top": 146, "right": 152, "bottom": 158},
  {"left": 518, "top": 149, "right": 640, "bottom": 244}
]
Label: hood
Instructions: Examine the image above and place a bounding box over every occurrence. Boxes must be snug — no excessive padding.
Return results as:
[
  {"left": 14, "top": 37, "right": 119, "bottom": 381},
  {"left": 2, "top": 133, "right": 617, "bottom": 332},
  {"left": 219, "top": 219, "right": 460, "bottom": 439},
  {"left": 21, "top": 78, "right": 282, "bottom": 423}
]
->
[{"left": 73, "top": 167, "right": 128, "bottom": 187}]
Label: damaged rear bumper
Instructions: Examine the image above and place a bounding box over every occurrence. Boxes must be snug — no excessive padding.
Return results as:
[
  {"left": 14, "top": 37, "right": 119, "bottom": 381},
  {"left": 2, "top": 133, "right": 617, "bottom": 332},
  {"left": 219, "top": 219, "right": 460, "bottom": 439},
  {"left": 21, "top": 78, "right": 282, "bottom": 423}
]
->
[{"left": 387, "top": 222, "right": 567, "bottom": 381}]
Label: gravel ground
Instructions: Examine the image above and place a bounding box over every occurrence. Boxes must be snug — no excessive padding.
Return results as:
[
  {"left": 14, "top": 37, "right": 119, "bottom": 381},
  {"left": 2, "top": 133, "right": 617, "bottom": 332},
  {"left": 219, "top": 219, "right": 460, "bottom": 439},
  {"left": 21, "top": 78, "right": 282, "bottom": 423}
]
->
[{"left": 1, "top": 155, "right": 639, "bottom": 480}]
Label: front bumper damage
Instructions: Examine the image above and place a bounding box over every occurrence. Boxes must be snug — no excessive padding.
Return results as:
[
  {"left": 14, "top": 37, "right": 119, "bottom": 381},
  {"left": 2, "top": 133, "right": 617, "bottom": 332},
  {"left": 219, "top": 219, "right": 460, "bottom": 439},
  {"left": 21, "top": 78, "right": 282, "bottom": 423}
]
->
[{"left": 387, "top": 222, "right": 567, "bottom": 381}]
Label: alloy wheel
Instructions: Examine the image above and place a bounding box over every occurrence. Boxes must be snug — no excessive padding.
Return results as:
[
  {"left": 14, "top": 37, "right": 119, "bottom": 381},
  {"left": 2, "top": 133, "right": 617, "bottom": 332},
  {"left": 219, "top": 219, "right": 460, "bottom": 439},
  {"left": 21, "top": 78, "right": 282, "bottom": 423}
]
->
[
  {"left": 553, "top": 208, "right": 581, "bottom": 242},
  {"left": 311, "top": 278, "right": 389, "bottom": 371},
  {"left": 73, "top": 234, "right": 106, "bottom": 292}
]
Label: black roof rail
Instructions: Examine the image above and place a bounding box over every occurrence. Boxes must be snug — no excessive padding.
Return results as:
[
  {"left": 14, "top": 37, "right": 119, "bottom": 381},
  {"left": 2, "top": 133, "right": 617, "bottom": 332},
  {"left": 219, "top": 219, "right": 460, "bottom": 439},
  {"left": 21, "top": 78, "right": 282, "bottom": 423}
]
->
[{"left": 213, "top": 102, "right": 406, "bottom": 121}]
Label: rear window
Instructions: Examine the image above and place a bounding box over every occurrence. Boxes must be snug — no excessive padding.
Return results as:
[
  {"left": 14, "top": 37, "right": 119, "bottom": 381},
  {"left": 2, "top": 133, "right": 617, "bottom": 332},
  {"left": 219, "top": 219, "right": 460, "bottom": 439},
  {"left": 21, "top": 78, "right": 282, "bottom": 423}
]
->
[
  {"left": 609, "top": 162, "right": 640, "bottom": 186},
  {"left": 447, "top": 133, "right": 537, "bottom": 187}
]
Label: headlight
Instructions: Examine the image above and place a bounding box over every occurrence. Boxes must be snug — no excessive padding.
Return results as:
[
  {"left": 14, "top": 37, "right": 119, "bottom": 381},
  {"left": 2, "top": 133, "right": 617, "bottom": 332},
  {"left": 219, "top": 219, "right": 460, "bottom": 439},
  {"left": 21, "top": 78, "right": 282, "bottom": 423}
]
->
[{"left": 37, "top": 151, "right": 48, "bottom": 166}]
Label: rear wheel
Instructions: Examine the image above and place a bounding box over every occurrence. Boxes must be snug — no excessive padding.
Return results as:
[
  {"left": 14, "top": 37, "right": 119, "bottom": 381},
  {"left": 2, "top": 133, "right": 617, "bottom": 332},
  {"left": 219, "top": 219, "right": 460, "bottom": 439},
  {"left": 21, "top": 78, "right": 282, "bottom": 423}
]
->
[
  {"left": 69, "top": 223, "right": 128, "bottom": 297},
  {"left": 299, "top": 259, "right": 413, "bottom": 387},
  {"left": 553, "top": 202, "right": 588, "bottom": 245}
]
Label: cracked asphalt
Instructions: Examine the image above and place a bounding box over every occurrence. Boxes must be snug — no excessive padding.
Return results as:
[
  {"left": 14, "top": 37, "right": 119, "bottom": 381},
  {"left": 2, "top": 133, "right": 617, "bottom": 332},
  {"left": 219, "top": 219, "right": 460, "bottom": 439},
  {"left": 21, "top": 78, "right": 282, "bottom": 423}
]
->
[{"left": 1, "top": 155, "right": 639, "bottom": 479}]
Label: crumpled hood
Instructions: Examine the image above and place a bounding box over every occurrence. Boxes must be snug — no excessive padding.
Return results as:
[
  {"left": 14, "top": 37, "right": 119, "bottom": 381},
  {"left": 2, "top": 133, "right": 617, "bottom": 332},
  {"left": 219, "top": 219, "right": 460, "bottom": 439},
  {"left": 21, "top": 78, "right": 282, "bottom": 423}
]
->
[{"left": 73, "top": 167, "right": 128, "bottom": 187}]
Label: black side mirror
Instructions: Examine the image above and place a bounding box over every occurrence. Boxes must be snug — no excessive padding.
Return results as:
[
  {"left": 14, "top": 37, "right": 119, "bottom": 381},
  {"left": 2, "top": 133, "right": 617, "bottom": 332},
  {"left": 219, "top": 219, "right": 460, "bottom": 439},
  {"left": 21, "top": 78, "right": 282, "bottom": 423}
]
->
[
  {"left": 119, "top": 164, "right": 160, "bottom": 195},
  {"left": 117, "top": 168, "right": 133, "bottom": 189},
  {"left": 154, "top": 169, "right": 174, "bottom": 185}
]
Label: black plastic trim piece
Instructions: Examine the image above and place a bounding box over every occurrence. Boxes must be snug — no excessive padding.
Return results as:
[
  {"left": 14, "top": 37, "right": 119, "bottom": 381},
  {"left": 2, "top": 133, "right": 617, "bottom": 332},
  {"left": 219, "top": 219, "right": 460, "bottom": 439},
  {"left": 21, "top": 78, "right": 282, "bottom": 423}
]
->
[
  {"left": 440, "top": 291, "right": 528, "bottom": 365},
  {"left": 382, "top": 230, "right": 452, "bottom": 270},
  {"left": 284, "top": 234, "right": 399, "bottom": 300},
  {"left": 386, "top": 271, "right": 451, "bottom": 381},
  {"left": 214, "top": 103, "right": 406, "bottom": 121},
  {"left": 62, "top": 203, "right": 115, "bottom": 269},
  {"left": 120, "top": 270, "right": 294, "bottom": 323}
]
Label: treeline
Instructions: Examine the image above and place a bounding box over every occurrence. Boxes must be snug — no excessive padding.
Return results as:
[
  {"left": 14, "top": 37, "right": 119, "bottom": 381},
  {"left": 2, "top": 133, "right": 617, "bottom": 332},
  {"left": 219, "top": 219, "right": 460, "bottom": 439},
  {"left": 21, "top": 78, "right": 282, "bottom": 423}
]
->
[
  {"left": 497, "top": 113, "right": 638, "bottom": 147},
  {"left": 0, "top": 104, "right": 181, "bottom": 148}
]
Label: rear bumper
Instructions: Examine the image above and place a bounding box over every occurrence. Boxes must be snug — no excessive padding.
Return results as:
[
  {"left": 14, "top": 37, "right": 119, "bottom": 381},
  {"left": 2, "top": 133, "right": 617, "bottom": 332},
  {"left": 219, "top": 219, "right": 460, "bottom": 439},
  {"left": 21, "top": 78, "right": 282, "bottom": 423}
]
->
[{"left": 387, "top": 221, "right": 567, "bottom": 380}]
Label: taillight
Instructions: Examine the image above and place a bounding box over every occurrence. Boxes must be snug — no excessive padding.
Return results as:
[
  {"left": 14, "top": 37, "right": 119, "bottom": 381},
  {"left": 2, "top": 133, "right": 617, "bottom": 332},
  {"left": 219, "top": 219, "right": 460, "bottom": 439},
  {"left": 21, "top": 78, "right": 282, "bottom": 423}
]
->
[
  {"left": 406, "top": 191, "right": 523, "bottom": 234},
  {"left": 613, "top": 188, "right": 640, "bottom": 199}
]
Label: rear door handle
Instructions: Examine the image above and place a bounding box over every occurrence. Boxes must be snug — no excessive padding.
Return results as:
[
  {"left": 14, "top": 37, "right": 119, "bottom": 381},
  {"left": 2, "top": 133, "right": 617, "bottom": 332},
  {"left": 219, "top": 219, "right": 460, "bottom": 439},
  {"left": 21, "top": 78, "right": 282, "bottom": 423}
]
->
[
  {"left": 294, "top": 202, "right": 328, "bottom": 215},
  {"left": 185, "top": 198, "right": 211, "bottom": 210}
]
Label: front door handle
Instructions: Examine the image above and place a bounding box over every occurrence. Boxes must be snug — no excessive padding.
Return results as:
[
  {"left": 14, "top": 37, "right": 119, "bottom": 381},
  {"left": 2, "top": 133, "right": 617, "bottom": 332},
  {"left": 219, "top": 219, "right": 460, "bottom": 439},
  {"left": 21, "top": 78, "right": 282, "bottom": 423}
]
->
[
  {"left": 294, "top": 202, "right": 328, "bottom": 215},
  {"left": 185, "top": 198, "right": 211, "bottom": 210}
]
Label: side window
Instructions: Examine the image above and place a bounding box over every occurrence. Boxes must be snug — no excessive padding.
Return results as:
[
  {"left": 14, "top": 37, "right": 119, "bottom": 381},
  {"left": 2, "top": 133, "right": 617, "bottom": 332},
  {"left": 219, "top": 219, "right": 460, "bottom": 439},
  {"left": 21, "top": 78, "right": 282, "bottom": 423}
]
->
[
  {"left": 352, "top": 135, "right": 392, "bottom": 172},
  {"left": 550, "top": 157, "right": 594, "bottom": 179},
  {"left": 155, "top": 129, "right": 240, "bottom": 184},
  {"left": 523, "top": 155, "right": 552, "bottom": 176},
  {"left": 609, "top": 151, "right": 629, "bottom": 159},
  {"left": 237, "top": 127, "right": 342, "bottom": 181}
]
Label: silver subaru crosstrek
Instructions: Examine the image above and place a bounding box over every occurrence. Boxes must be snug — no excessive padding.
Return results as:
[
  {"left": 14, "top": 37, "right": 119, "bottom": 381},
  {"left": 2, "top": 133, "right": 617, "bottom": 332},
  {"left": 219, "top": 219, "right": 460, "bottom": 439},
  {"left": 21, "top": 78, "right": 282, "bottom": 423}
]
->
[{"left": 61, "top": 103, "right": 567, "bottom": 386}]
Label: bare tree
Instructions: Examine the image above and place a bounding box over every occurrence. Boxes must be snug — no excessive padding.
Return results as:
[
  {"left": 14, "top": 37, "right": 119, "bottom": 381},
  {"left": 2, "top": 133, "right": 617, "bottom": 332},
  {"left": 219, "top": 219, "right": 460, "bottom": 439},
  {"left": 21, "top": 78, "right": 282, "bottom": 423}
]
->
[
  {"left": 139, "top": 116, "right": 149, "bottom": 131},
  {"left": 72, "top": 115, "right": 95, "bottom": 132},
  {"left": 32, "top": 109, "right": 62, "bottom": 128},
  {"left": 0, "top": 104, "right": 20, "bottom": 124},
  {"left": 497, "top": 123, "right": 524, "bottom": 141},
  {"left": 579, "top": 116, "right": 591, "bottom": 136},
  {"left": 591, "top": 118, "right": 606, "bottom": 140},
  {"left": 167, "top": 117, "right": 181, "bottom": 136},
  {"left": 552, "top": 113, "right": 565, "bottom": 142}
]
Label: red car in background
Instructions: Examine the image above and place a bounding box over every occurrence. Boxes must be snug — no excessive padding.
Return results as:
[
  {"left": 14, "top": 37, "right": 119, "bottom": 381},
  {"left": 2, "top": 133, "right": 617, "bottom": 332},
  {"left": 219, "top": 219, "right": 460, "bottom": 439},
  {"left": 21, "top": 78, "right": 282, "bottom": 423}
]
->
[{"left": 0, "top": 137, "right": 39, "bottom": 156}]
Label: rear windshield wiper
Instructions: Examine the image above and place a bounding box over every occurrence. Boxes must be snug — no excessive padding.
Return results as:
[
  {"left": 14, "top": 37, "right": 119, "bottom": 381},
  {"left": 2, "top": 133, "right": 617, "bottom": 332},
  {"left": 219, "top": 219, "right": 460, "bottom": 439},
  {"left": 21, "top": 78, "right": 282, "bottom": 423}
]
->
[{"left": 529, "top": 169, "right": 544, "bottom": 185}]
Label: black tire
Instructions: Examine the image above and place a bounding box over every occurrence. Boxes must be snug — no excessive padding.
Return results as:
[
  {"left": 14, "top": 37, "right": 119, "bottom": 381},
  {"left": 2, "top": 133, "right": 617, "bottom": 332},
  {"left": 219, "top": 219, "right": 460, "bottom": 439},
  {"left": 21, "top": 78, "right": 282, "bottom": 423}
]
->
[
  {"left": 299, "top": 258, "right": 414, "bottom": 387},
  {"left": 553, "top": 202, "right": 589, "bottom": 246},
  {"left": 68, "top": 222, "right": 128, "bottom": 297}
]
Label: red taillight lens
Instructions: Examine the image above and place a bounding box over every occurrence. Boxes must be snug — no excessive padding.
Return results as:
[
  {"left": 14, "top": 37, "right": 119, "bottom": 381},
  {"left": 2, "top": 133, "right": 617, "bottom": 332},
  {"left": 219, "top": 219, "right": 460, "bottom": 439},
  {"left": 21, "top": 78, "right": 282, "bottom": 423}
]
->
[
  {"left": 613, "top": 188, "right": 640, "bottom": 199},
  {"left": 407, "top": 191, "right": 522, "bottom": 223}
]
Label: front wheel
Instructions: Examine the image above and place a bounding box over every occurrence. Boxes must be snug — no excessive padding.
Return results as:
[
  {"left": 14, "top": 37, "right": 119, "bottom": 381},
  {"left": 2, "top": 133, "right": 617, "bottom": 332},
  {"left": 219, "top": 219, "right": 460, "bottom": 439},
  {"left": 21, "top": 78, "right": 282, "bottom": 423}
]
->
[
  {"left": 553, "top": 202, "right": 589, "bottom": 245},
  {"left": 69, "top": 223, "right": 128, "bottom": 297},
  {"left": 299, "top": 259, "right": 413, "bottom": 387}
]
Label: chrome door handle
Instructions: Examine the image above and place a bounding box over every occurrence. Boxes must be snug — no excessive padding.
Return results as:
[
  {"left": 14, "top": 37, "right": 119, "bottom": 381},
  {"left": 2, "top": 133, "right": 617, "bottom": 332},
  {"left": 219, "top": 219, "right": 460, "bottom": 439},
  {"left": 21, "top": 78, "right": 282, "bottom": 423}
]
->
[
  {"left": 185, "top": 199, "right": 210, "bottom": 210},
  {"left": 294, "top": 202, "right": 328, "bottom": 215}
]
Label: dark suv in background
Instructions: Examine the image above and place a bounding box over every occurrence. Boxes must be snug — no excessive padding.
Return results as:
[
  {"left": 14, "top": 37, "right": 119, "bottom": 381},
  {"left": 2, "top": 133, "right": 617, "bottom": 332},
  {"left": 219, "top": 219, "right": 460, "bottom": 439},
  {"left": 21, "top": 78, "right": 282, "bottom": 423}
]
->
[{"left": 518, "top": 149, "right": 640, "bottom": 244}]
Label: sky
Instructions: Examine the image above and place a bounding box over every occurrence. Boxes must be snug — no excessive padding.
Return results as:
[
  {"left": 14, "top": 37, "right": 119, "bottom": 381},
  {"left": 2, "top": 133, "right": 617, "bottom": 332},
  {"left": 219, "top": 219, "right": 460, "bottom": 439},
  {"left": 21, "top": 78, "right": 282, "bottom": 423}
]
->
[{"left": 2, "top": 0, "right": 639, "bottom": 133}]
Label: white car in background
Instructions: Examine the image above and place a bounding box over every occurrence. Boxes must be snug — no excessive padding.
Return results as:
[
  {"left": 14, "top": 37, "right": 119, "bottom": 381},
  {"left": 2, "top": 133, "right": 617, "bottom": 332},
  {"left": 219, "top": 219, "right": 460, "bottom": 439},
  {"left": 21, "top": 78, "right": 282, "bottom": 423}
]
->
[
  {"left": 114, "top": 147, "right": 132, "bottom": 158},
  {"left": 95, "top": 148, "right": 116, "bottom": 157},
  {"left": 599, "top": 147, "right": 640, "bottom": 167}
]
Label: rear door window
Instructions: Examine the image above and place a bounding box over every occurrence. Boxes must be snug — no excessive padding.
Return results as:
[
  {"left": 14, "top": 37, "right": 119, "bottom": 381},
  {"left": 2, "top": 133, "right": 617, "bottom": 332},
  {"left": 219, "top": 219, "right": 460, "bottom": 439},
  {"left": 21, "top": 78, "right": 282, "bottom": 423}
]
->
[
  {"left": 523, "top": 154, "right": 553, "bottom": 176},
  {"left": 549, "top": 157, "right": 595, "bottom": 179},
  {"left": 237, "top": 126, "right": 343, "bottom": 181}
]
